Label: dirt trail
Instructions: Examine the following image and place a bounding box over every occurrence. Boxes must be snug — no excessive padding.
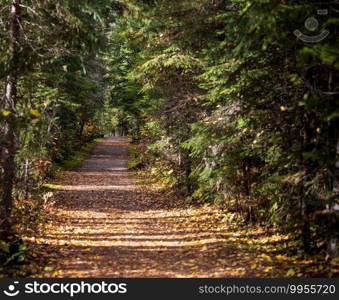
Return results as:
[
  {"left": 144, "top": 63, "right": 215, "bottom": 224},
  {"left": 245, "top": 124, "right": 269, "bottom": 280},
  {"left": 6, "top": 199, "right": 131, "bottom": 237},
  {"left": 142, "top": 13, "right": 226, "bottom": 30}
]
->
[{"left": 32, "top": 137, "right": 288, "bottom": 277}]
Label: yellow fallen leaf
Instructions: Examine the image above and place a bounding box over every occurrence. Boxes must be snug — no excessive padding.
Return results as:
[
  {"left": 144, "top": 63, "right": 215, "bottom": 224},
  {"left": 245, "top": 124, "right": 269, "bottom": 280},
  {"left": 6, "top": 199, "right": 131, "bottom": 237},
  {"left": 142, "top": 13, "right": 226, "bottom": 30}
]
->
[
  {"left": 264, "top": 266, "right": 272, "bottom": 272},
  {"left": 286, "top": 268, "right": 295, "bottom": 277},
  {"left": 260, "top": 254, "right": 272, "bottom": 262},
  {"left": 200, "top": 245, "right": 208, "bottom": 251}
]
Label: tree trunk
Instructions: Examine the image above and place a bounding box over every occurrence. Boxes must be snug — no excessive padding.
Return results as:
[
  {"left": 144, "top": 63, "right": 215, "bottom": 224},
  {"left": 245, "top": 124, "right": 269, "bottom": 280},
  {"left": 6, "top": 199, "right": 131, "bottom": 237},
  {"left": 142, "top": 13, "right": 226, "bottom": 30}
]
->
[
  {"left": 300, "top": 114, "right": 314, "bottom": 253},
  {"left": 78, "top": 119, "right": 86, "bottom": 141},
  {"left": 326, "top": 71, "right": 339, "bottom": 257},
  {"left": 328, "top": 136, "right": 339, "bottom": 257},
  {"left": 1, "top": 0, "right": 21, "bottom": 223}
]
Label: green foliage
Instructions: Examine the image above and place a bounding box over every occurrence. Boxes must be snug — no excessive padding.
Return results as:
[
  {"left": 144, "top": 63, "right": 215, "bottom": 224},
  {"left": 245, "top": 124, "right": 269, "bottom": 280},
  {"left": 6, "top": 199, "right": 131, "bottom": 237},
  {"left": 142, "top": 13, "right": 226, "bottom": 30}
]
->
[
  {"left": 108, "top": 0, "right": 339, "bottom": 254},
  {"left": 0, "top": 0, "right": 118, "bottom": 199},
  {"left": 0, "top": 1, "right": 121, "bottom": 273}
]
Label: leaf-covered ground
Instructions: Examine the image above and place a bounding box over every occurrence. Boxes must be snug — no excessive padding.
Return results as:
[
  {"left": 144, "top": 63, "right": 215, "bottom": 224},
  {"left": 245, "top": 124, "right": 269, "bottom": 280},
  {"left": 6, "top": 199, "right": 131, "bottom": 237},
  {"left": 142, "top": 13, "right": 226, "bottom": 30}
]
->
[{"left": 24, "top": 138, "right": 337, "bottom": 278}]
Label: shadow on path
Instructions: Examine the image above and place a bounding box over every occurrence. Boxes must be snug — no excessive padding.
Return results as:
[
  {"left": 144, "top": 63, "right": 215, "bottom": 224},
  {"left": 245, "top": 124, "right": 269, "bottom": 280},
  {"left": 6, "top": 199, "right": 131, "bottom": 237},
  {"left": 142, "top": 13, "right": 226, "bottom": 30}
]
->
[{"left": 28, "top": 137, "right": 298, "bottom": 277}]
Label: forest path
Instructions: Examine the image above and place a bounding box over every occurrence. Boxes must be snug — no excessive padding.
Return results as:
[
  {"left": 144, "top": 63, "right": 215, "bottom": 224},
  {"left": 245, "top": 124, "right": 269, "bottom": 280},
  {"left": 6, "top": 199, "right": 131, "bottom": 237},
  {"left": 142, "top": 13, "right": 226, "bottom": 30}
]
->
[{"left": 33, "top": 137, "right": 289, "bottom": 277}]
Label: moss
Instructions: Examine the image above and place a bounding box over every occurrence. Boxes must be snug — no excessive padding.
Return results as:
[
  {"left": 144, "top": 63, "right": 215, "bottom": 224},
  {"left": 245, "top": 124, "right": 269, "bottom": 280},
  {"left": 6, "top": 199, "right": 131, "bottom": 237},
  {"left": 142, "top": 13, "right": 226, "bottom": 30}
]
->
[{"left": 57, "top": 138, "right": 103, "bottom": 170}]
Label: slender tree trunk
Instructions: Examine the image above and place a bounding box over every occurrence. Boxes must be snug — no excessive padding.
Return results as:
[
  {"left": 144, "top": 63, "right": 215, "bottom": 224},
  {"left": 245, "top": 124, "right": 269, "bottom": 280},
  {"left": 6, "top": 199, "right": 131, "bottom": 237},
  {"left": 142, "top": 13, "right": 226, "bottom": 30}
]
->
[
  {"left": 300, "top": 114, "right": 313, "bottom": 253},
  {"left": 300, "top": 192, "right": 311, "bottom": 252},
  {"left": 328, "top": 130, "right": 339, "bottom": 257},
  {"left": 326, "top": 70, "right": 339, "bottom": 257},
  {"left": 78, "top": 119, "right": 86, "bottom": 141},
  {"left": 1, "top": 0, "right": 21, "bottom": 223}
]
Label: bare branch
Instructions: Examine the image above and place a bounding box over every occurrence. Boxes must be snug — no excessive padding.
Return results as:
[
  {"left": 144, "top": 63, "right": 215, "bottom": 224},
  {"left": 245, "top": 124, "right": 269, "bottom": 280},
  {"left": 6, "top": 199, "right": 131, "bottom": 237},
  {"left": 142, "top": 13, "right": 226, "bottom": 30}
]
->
[{"left": 19, "top": 4, "right": 39, "bottom": 16}]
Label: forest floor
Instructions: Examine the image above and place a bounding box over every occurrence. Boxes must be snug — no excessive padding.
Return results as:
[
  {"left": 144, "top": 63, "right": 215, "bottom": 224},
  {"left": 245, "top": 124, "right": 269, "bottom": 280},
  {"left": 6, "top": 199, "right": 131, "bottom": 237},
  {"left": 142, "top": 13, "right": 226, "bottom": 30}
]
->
[{"left": 24, "top": 137, "right": 337, "bottom": 277}]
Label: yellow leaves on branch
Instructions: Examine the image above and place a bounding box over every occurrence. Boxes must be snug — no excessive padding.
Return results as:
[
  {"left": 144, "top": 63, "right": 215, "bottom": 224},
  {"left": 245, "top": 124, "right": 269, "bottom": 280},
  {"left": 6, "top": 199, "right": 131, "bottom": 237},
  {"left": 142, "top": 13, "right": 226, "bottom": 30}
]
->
[
  {"left": 2, "top": 110, "right": 11, "bottom": 117},
  {"left": 29, "top": 109, "right": 42, "bottom": 124},
  {"left": 30, "top": 109, "right": 42, "bottom": 118},
  {"left": 2, "top": 109, "right": 42, "bottom": 119}
]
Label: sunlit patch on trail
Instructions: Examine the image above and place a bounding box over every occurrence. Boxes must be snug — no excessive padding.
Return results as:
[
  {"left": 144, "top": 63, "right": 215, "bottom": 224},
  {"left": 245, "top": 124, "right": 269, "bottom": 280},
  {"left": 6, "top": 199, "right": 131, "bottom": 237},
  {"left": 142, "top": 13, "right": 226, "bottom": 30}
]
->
[
  {"left": 43, "top": 184, "right": 135, "bottom": 191},
  {"left": 26, "top": 137, "right": 326, "bottom": 278}
]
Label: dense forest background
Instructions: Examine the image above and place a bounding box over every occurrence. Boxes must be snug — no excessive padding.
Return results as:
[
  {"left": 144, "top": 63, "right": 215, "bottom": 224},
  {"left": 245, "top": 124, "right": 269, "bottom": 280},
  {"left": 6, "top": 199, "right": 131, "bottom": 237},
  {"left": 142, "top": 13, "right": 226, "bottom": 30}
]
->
[{"left": 0, "top": 0, "right": 338, "bottom": 276}]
